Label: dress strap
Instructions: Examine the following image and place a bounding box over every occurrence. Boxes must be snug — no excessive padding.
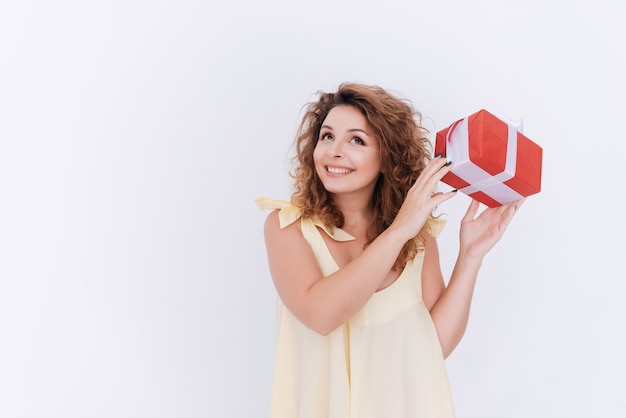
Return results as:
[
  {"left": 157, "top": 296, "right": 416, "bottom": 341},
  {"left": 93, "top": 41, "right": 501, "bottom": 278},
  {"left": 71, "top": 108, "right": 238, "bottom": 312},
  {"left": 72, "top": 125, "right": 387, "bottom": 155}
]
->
[{"left": 255, "top": 197, "right": 355, "bottom": 242}]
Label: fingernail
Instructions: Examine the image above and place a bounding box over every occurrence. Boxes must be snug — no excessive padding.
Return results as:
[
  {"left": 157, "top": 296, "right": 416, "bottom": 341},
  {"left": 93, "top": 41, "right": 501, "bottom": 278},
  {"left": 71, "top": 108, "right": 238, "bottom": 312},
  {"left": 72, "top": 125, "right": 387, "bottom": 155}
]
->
[
  {"left": 444, "top": 161, "right": 453, "bottom": 167},
  {"left": 434, "top": 153, "right": 441, "bottom": 158},
  {"left": 452, "top": 189, "right": 458, "bottom": 192}
]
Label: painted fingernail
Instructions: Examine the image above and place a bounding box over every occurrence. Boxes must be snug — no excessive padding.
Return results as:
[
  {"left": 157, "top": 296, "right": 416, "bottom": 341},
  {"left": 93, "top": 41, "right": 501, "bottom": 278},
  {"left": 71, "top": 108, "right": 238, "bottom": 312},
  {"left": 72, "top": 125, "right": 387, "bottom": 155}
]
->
[
  {"left": 435, "top": 153, "right": 441, "bottom": 158},
  {"left": 444, "top": 161, "right": 453, "bottom": 167},
  {"left": 452, "top": 189, "right": 458, "bottom": 192}
]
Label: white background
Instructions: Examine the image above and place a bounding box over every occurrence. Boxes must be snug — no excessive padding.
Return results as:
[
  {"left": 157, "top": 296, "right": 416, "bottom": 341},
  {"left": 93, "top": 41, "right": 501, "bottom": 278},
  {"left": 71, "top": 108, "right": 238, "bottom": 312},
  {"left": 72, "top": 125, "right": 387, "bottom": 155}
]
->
[{"left": 1, "top": 0, "right": 625, "bottom": 417}]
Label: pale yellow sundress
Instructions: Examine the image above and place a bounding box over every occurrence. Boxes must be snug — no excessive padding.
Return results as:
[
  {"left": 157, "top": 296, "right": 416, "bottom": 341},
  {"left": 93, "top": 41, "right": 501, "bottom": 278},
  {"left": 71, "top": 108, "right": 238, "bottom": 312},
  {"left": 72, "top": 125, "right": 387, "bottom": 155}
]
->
[{"left": 257, "top": 198, "right": 456, "bottom": 418}]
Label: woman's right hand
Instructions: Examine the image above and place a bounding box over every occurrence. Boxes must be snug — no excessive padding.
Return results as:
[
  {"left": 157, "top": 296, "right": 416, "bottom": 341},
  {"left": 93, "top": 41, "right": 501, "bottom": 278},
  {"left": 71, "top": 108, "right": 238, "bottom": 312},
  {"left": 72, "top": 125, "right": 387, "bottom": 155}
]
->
[{"left": 388, "top": 155, "right": 458, "bottom": 241}]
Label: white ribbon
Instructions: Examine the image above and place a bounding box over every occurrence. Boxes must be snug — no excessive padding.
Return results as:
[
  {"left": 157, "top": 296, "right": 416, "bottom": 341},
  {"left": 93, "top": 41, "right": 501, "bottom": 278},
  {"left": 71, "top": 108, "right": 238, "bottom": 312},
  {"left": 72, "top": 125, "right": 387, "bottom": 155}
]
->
[{"left": 445, "top": 114, "right": 524, "bottom": 205}]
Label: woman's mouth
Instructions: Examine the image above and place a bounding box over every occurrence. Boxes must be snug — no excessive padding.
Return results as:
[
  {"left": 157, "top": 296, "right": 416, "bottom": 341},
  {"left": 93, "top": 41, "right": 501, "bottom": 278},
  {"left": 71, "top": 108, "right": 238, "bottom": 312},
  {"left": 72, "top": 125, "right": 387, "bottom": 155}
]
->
[{"left": 326, "top": 166, "right": 353, "bottom": 174}]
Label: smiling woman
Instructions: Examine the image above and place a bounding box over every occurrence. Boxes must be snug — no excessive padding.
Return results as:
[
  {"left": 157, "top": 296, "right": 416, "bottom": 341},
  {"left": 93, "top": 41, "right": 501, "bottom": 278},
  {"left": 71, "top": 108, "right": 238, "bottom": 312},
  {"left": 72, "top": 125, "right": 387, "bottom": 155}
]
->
[
  {"left": 256, "top": 83, "right": 522, "bottom": 418},
  {"left": 313, "top": 106, "right": 381, "bottom": 197}
]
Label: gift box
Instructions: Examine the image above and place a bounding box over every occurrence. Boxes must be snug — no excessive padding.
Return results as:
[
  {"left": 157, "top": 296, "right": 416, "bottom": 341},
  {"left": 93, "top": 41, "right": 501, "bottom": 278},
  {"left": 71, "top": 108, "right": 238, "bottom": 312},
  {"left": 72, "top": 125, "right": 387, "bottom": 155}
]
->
[{"left": 434, "top": 109, "right": 542, "bottom": 208}]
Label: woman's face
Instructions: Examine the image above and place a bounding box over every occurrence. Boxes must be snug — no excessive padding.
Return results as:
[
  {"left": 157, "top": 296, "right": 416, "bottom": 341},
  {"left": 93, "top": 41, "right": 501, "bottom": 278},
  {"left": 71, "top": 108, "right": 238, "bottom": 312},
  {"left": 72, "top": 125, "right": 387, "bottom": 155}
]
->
[{"left": 313, "top": 105, "right": 381, "bottom": 198}]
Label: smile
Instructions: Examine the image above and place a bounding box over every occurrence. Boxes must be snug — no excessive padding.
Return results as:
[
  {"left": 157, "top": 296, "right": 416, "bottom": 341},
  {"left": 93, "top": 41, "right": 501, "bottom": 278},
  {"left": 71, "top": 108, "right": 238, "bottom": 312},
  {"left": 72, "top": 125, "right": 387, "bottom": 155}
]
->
[{"left": 326, "top": 166, "right": 353, "bottom": 174}]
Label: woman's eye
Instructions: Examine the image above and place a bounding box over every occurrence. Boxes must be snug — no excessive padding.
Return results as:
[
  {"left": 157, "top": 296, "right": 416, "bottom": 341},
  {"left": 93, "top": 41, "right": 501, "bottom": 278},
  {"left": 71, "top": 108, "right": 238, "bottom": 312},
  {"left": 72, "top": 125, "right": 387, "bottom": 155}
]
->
[
  {"left": 321, "top": 133, "right": 333, "bottom": 141},
  {"left": 352, "top": 137, "right": 365, "bottom": 145}
]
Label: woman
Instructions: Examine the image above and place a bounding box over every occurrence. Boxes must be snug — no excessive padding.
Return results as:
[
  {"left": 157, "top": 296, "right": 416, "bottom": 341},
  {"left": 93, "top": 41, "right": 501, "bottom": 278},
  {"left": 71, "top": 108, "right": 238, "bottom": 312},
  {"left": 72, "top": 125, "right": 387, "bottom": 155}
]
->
[{"left": 257, "top": 83, "right": 522, "bottom": 418}]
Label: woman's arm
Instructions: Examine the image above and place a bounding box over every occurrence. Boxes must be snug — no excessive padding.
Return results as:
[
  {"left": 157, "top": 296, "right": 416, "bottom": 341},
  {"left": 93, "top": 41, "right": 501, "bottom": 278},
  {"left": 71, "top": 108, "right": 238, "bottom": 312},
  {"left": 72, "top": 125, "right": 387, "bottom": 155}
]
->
[
  {"left": 264, "top": 156, "right": 457, "bottom": 336},
  {"left": 422, "top": 198, "right": 523, "bottom": 358},
  {"left": 265, "top": 210, "right": 409, "bottom": 335}
]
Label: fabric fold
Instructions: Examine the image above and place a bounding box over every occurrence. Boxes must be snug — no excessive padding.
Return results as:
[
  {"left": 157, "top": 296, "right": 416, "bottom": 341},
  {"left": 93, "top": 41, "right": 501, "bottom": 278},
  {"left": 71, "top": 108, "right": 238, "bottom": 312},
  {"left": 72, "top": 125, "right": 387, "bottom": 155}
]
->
[{"left": 255, "top": 197, "right": 356, "bottom": 242}]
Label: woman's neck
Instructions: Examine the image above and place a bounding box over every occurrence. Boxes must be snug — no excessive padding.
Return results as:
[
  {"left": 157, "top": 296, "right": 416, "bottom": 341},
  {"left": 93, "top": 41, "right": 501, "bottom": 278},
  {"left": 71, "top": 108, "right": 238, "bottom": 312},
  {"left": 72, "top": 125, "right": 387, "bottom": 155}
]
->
[{"left": 332, "top": 193, "right": 374, "bottom": 231}]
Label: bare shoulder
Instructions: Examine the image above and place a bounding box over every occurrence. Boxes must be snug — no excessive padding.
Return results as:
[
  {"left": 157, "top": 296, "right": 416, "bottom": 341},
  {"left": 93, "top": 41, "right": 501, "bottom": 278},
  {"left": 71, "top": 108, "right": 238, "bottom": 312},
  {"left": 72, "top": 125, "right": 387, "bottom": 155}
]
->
[
  {"left": 263, "top": 209, "right": 312, "bottom": 266},
  {"left": 262, "top": 209, "right": 324, "bottom": 309},
  {"left": 263, "top": 209, "right": 281, "bottom": 235},
  {"left": 263, "top": 209, "right": 301, "bottom": 240}
]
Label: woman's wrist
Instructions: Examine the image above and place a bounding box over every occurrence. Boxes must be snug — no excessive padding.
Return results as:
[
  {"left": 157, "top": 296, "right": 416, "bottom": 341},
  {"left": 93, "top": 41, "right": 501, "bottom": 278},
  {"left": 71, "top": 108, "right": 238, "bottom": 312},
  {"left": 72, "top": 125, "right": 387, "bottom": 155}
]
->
[{"left": 456, "top": 248, "right": 484, "bottom": 269}]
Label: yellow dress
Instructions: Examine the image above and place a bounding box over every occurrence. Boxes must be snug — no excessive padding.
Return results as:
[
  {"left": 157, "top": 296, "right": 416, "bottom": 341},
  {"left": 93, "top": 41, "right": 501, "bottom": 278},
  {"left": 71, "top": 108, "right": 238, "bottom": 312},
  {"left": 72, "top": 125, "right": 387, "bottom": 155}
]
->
[{"left": 257, "top": 198, "right": 456, "bottom": 418}]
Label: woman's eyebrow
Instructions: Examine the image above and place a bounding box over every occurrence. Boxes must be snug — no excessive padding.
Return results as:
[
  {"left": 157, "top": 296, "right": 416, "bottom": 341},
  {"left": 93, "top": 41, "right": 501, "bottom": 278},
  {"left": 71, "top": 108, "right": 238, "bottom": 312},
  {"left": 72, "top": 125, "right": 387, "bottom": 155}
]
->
[
  {"left": 347, "top": 128, "right": 369, "bottom": 135},
  {"left": 321, "top": 125, "right": 369, "bottom": 135}
]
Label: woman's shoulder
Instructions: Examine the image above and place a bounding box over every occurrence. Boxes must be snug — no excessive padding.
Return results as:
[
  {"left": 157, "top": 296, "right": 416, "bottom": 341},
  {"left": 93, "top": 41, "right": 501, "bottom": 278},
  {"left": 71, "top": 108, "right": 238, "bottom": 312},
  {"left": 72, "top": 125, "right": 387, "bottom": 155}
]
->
[
  {"left": 255, "top": 197, "right": 303, "bottom": 230},
  {"left": 256, "top": 197, "right": 356, "bottom": 242}
]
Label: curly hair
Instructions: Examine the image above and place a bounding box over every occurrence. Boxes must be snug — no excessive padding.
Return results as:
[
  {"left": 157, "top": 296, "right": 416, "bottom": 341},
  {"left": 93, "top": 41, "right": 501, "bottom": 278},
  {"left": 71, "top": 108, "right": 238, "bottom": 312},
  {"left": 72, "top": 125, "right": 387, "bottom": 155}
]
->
[{"left": 290, "top": 82, "right": 434, "bottom": 271}]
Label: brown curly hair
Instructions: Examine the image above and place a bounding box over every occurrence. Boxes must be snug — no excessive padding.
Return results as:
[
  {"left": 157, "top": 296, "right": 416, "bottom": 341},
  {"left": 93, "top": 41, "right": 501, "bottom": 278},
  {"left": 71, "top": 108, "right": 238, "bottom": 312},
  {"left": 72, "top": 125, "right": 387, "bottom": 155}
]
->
[{"left": 290, "top": 82, "right": 434, "bottom": 270}]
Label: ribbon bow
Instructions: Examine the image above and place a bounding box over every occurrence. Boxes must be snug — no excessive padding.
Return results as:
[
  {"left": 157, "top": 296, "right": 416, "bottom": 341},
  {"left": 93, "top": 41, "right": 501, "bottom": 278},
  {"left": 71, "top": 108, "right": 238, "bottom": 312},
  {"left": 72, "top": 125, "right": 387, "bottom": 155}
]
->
[{"left": 255, "top": 197, "right": 356, "bottom": 242}]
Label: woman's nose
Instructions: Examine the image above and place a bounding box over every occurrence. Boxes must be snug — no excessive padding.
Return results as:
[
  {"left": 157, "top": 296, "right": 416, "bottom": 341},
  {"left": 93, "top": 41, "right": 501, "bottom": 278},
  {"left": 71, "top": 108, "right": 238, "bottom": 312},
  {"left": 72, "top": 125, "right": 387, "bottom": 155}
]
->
[{"left": 328, "top": 142, "right": 343, "bottom": 158}]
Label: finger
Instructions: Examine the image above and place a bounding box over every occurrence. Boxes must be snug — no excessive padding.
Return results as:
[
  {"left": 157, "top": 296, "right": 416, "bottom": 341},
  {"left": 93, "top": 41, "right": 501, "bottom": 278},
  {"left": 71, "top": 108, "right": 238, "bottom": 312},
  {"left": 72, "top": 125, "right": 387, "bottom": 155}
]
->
[
  {"left": 499, "top": 198, "right": 525, "bottom": 229},
  {"left": 421, "top": 155, "right": 453, "bottom": 180},
  {"left": 415, "top": 158, "right": 454, "bottom": 194},
  {"left": 429, "top": 189, "right": 459, "bottom": 208},
  {"left": 503, "top": 198, "right": 525, "bottom": 216},
  {"left": 513, "top": 198, "right": 526, "bottom": 212},
  {"left": 462, "top": 199, "right": 480, "bottom": 223}
]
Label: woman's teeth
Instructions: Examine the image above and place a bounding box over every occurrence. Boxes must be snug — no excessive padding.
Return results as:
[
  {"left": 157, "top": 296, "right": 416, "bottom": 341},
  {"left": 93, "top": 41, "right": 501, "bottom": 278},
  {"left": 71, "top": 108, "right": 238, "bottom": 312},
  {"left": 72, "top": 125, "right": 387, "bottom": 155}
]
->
[{"left": 327, "top": 167, "right": 352, "bottom": 174}]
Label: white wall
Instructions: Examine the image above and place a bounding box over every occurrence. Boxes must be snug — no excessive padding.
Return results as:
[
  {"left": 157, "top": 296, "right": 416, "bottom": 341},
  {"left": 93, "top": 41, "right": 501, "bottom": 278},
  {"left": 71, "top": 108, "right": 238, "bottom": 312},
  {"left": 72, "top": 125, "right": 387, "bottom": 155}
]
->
[{"left": 1, "top": 0, "right": 624, "bottom": 417}]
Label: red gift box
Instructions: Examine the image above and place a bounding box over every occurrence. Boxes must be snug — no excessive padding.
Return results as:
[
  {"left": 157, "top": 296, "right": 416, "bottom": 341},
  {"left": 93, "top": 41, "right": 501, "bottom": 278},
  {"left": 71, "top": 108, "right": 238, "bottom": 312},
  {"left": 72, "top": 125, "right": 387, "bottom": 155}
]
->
[{"left": 434, "top": 109, "right": 542, "bottom": 207}]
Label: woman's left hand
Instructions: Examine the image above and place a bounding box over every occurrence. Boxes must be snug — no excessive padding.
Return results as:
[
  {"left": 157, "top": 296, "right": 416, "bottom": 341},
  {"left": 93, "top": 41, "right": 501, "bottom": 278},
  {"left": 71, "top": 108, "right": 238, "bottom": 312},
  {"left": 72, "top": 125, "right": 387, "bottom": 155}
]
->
[{"left": 459, "top": 198, "right": 525, "bottom": 260}]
